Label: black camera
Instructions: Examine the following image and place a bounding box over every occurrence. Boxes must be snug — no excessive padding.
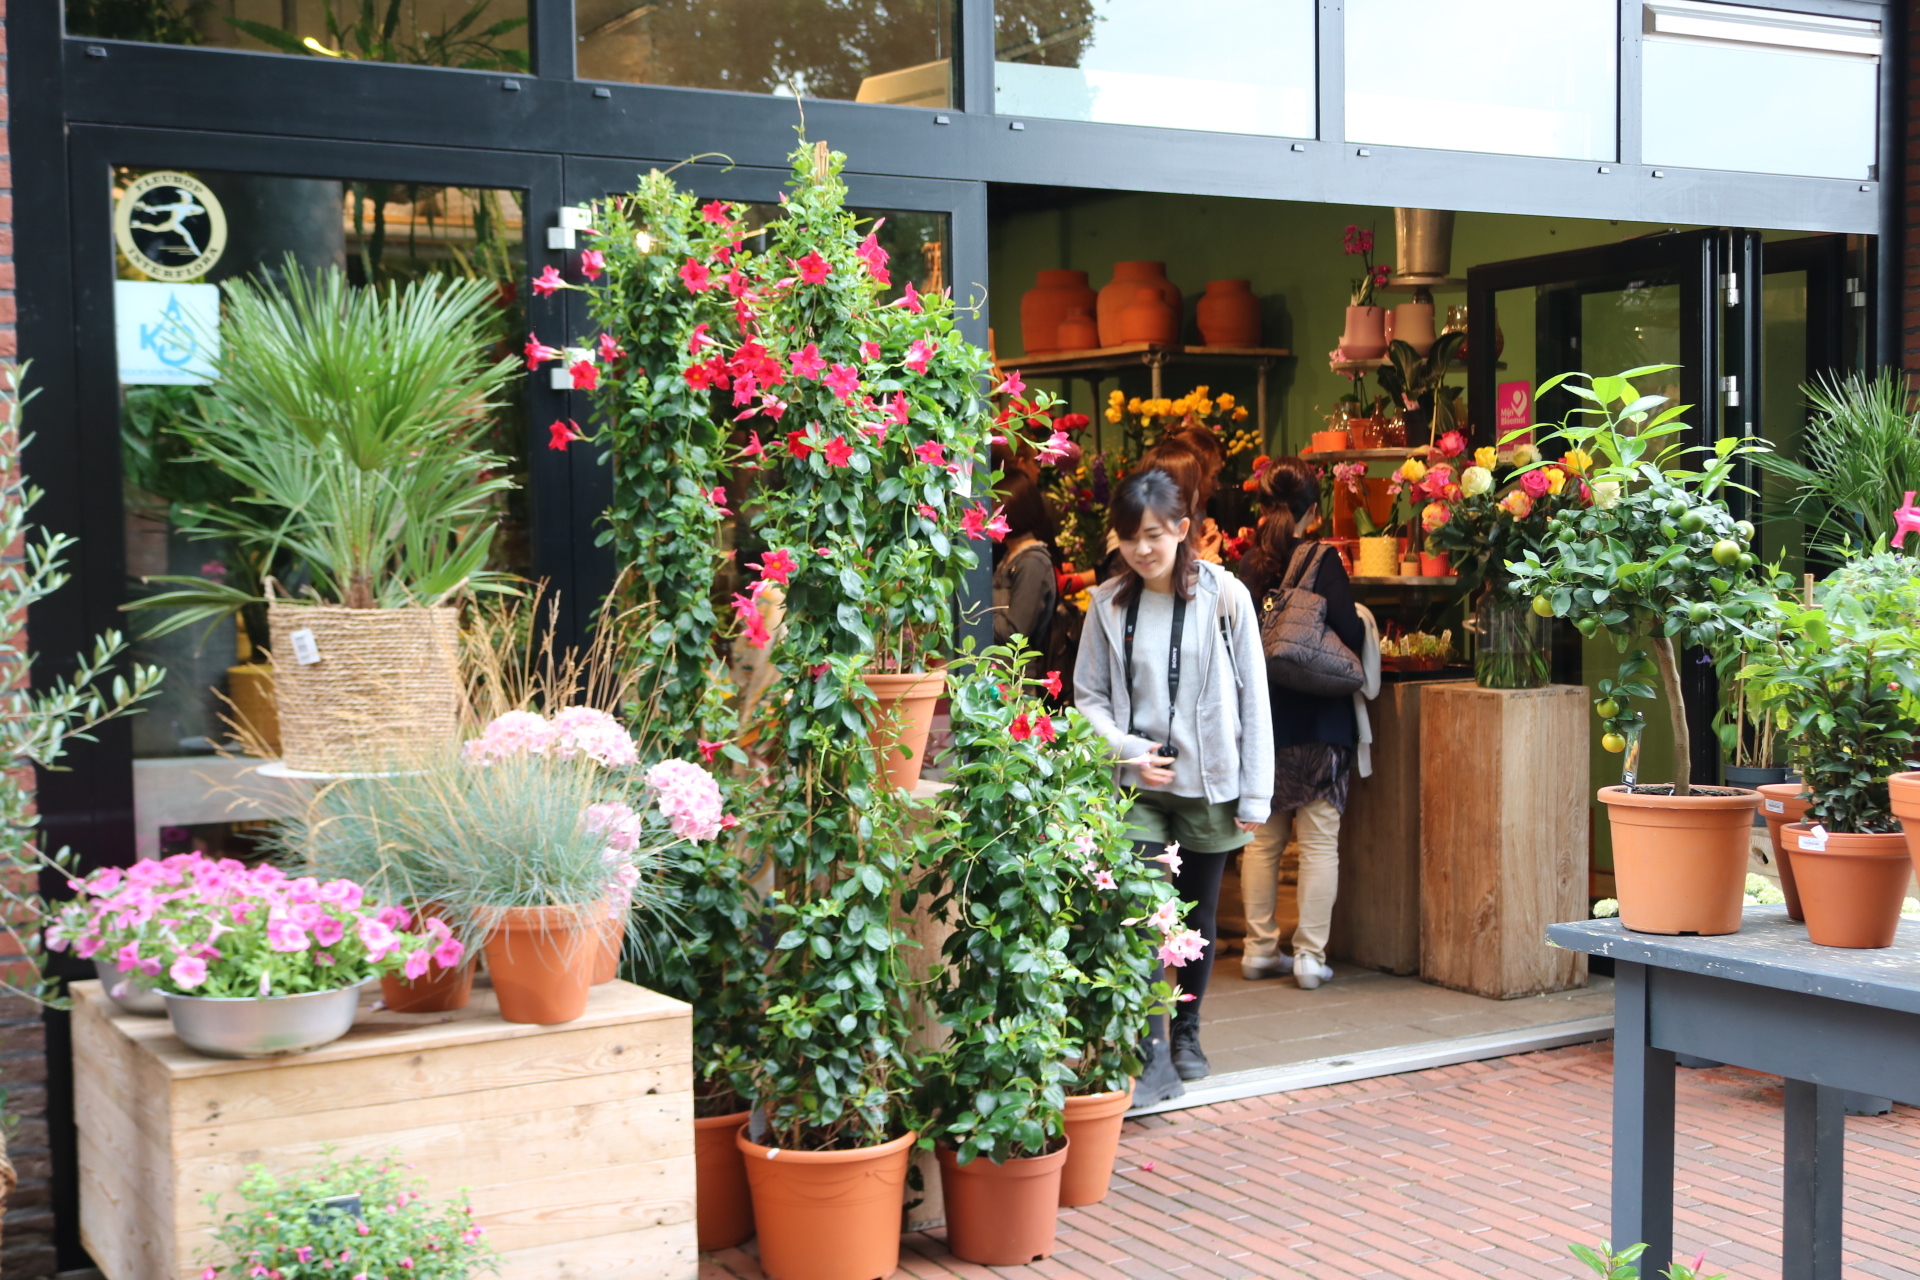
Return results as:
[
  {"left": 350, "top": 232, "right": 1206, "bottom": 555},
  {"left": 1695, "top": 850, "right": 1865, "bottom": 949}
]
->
[{"left": 1158, "top": 744, "right": 1179, "bottom": 760}]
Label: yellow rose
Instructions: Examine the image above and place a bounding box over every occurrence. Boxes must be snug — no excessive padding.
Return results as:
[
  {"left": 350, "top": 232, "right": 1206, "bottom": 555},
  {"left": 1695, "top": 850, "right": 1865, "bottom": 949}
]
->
[
  {"left": 1109, "top": 389, "right": 1124, "bottom": 405},
  {"left": 1399, "top": 458, "right": 1428, "bottom": 483},
  {"left": 1545, "top": 467, "right": 1567, "bottom": 496},
  {"left": 1196, "top": 399, "right": 1214, "bottom": 416},
  {"left": 1128, "top": 397, "right": 1142, "bottom": 413},
  {"left": 1105, "top": 407, "right": 1123, "bottom": 424},
  {"left": 1562, "top": 447, "right": 1593, "bottom": 474},
  {"left": 1474, "top": 447, "right": 1497, "bottom": 471},
  {"left": 1233, "top": 406, "right": 1248, "bottom": 420},
  {"left": 1217, "top": 392, "right": 1236, "bottom": 410},
  {"left": 1460, "top": 466, "right": 1493, "bottom": 497}
]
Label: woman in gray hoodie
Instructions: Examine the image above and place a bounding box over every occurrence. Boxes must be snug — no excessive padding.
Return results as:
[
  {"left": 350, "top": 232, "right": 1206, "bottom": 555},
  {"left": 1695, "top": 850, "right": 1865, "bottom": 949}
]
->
[{"left": 1074, "top": 468, "right": 1273, "bottom": 1094}]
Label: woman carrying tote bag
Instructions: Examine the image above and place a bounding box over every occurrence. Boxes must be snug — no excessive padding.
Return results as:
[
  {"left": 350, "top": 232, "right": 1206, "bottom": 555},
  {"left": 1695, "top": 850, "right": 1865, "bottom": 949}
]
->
[
  {"left": 1236, "top": 458, "right": 1365, "bottom": 990},
  {"left": 1074, "top": 468, "right": 1272, "bottom": 1092}
]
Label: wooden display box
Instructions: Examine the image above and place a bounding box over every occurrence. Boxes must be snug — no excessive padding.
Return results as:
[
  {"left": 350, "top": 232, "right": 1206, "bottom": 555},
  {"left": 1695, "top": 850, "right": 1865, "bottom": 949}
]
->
[
  {"left": 1419, "top": 682, "right": 1589, "bottom": 999},
  {"left": 1329, "top": 677, "right": 1431, "bottom": 975},
  {"left": 73, "top": 979, "right": 696, "bottom": 1280}
]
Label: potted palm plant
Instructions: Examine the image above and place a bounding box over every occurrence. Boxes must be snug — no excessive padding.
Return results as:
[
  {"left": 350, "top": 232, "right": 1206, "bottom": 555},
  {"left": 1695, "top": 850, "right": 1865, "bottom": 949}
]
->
[
  {"left": 128, "top": 263, "right": 518, "bottom": 773},
  {"left": 1507, "top": 366, "right": 1777, "bottom": 935}
]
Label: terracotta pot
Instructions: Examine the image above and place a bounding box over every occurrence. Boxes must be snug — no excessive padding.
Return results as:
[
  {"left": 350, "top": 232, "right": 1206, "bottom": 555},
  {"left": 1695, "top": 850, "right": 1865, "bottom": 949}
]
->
[
  {"left": 1418, "top": 552, "right": 1452, "bottom": 577},
  {"left": 695, "top": 1114, "right": 754, "bottom": 1250},
  {"left": 1392, "top": 302, "right": 1436, "bottom": 356},
  {"left": 594, "top": 897, "right": 627, "bottom": 985},
  {"left": 1060, "top": 1086, "right": 1131, "bottom": 1205},
  {"left": 1757, "top": 782, "right": 1811, "bottom": 921},
  {"left": 1097, "top": 262, "right": 1180, "bottom": 346},
  {"left": 1600, "top": 785, "right": 1760, "bottom": 935},
  {"left": 378, "top": 903, "right": 474, "bottom": 1014},
  {"left": 738, "top": 1128, "right": 916, "bottom": 1280},
  {"left": 480, "top": 903, "right": 599, "bottom": 1025},
  {"left": 1020, "top": 269, "right": 1096, "bottom": 355},
  {"left": 865, "top": 669, "right": 948, "bottom": 792},
  {"left": 1309, "top": 430, "right": 1349, "bottom": 454},
  {"left": 1340, "top": 305, "right": 1388, "bottom": 360},
  {"left": 1056, "top": 307, "right": 1098, "bottom": 350},
  {"left": 1889, "top": 771, "right": 1920, "bottom": 885},
  {"left": 1196, "top": 279, "right": 1259, "bottom": 347},
  {"left": 937, "top": 1140, "right": 1070, "bottom": 1266},
  {"left": 1783, "top": 824, "right": 1910, "bottom": 949},
  {"left": 1117, "top": 285, "right": 1179, "bottom": 345}
]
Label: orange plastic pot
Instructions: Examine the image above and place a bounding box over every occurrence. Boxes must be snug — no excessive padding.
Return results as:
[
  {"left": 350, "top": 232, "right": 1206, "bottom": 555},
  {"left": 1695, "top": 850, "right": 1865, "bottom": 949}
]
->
[
  {"left": 480, "top": 904, "right": 598, "bottom": 1025},
  {"left": 1059, "top": 1086, "right": 1132, "bottom": 1206},
  {"left": 1783, "top": 824, "right": 1910, "bottom": 949},
  {"left": 1600, "top": 786, "right": 1760, "bottom": 935},
  {"left": 593, "top": 898, "right": 627, "bottom": 986},
  {"left": 864, "top": 669, "right": 947, "bottom": 792},
  {"left": 378, "top": 902, "right": 474, "bottom": 1014},
  {"left": 1889, "top": 771, "right": 1920, "bottom": 885},
  {"left": 1757, "top": 783, "right": 1811, "bottom": 921},
  {"left": 694, "top": 1113, "right": 754, "bottom": 1250},
  {"left": 737, "top": 1128, "right": 915, "bottom": 1280},
  {"left": 937, "top": 1140, "right": 1070, "bottom": 1266}
]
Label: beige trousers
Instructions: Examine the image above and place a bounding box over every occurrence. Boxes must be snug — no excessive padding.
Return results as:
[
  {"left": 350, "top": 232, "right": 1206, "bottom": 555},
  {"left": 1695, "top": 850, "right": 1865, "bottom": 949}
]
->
[{"left": 1240, "top": 799, "right": 1343, "bottom": 964}]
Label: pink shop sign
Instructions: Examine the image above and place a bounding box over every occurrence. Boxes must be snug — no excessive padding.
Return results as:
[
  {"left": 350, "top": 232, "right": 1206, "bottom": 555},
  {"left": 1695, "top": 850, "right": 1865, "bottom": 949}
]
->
[{"left": 1496, "top": 380, "right": 1532, "bottom": 443}]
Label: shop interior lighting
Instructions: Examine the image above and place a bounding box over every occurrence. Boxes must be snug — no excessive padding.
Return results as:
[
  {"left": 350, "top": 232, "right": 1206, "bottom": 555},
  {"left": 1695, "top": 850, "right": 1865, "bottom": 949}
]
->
[{"left": 1643, "top": 1, "right": 1880, "bottom": 59}]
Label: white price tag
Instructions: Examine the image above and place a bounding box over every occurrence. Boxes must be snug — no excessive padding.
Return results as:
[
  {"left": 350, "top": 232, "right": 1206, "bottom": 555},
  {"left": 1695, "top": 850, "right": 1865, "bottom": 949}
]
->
[
  {"left": 288, "top": 628, "right": 322, "bottom": 666},
  {"left": 1798, "top": 824, "right": 1829, "bottom": 852},
  {"left": 1765, "top": 798, "right": 1785, "bottom": 814}
]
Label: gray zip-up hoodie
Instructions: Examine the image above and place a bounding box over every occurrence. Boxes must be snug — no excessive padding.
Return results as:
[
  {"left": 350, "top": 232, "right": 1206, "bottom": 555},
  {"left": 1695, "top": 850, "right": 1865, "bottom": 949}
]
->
[{"left": 1073, "top": 560, "right": 1274, "bottom": 826}]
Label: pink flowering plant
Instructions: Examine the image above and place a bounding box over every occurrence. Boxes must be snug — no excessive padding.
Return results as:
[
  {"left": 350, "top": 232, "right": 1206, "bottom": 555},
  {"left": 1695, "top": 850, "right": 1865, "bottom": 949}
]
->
[
  {"left": 199, "top": 1151, "right": 495, "bottom": 1280},
  {"left": 47, "top": 854, "right": 453, "bottom": 1000}
]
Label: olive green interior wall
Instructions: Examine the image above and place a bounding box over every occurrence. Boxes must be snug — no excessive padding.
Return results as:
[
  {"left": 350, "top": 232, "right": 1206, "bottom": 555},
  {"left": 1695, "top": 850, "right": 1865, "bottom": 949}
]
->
[{"left": 986, "top": 191, "right": 1682, "bottom": 454}]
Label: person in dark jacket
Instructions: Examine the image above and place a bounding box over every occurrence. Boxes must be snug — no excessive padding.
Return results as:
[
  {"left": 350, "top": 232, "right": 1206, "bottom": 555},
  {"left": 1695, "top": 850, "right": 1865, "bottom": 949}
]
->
[
  {"left": 992, "top": 467, "right": 1059, "bottom": 678},
  {"left": 1235, "top": 457, "right": 1364, "bottom": 990}
]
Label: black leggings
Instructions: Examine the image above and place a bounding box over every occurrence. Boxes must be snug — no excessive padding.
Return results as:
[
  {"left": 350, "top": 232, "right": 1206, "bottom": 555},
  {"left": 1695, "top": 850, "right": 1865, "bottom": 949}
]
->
[{"left": 1137, "top": 840, "right": 1232, "bottom": 1018}]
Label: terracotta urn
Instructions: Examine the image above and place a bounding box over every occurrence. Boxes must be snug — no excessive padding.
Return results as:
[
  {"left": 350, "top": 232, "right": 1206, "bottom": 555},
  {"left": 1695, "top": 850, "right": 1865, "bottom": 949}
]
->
[
  {"left": 1196, "top": 279, "right": 1259, "bottom": 346},
  {"left": 1340, "top": 305, "right": 1388, "bottom": 360},
  {"left": 1393, "top": 301, "right": 1436, "bottom": 356},
  {"left": 1056, "top": 307, "right": 1098, "bottom": 350},
  {"left": 1098, "top": 262, "right": 1181, "bottom": 346},
  {"left": 1117, "top": 285, "right": 1179, "bottom": 345},
  {"left": 1019, "top": 269, "right": 1096, "bottom": 355}
]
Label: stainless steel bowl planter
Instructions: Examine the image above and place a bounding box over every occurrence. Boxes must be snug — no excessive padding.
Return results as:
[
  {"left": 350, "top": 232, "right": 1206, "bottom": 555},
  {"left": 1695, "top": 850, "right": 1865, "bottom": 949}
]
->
[
  {"left": 163, "top": 981, "right": 370, "bottom": 1058},
  {"left": 93, "top": 959, "right": 167, "bottom": 1017}
]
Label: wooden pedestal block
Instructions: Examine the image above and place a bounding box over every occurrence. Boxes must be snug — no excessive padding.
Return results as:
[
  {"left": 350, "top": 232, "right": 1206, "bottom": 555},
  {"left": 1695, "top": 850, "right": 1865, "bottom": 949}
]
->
[
  {"left": 1329, "top": 677, "right": 1431, "bottom": 974},
  {"left": 74, "top": 979, "right": 696, "bottom": 1280},
  {"left": 1420, "top": 682, "right": 1589, "bottom": 999}
]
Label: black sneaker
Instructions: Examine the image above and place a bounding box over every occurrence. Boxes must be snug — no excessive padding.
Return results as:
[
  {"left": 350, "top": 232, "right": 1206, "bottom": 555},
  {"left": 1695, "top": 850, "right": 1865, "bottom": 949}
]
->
[{"left": 1170, "top": 1015, "right": 1210, "bottom": 1081}]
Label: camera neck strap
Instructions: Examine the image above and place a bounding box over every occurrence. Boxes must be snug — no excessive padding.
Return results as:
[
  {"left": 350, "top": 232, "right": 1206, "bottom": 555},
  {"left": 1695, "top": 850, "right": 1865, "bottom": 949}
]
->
[{"left": 1123, "top": 589, "right": 1185, "bottom": 739}]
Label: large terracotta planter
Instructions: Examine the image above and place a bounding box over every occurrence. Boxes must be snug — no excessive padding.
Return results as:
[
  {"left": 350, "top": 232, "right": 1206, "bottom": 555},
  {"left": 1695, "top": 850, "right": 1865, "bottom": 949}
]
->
[
  {"left": 737, "top": 1128, "right": 916, "bottom": 1280},
  {"left": 1783, "top": 823, "right": 1910, "bottom": 949},
  {"left": 1196, "top": 279, "right": 1259, "bottom": 346},
  {"left": 1339, "top": 305, "right": 1388, "bottom": 360},
  {"left": 1020, "top": 269, "right": 1096, "bottom": 354},
  {"left": 1097, "top": 262, "right": 1180, "bottom": 346},
  {"left": 695, "top": 1113, "right": 754, "bottom": 1250},
  {"left": 1757, "top": 782, "right": 1811, "bottom": 921},
  {"left": 378, "top": 902, "right": 474, "bottom": 1014},
  {"left": 1060, "top": 1086, "right": 1131, "bottom": 1205},
  {"left": 1889, "top": 771, "right": 1920, "bottom": 884},
  {"left": 480, "top": 904, "right": 598, "bottom": 1025},
  {"left": 937, "top": 1140, "right": 1070, "bottom": 1266},
  {"left": 865, "top": 669, "right": 947, "bottom": 792},
  {"left": 1600, "top": 785, "right": 1760, "bottom": 935},
  {"left": 1117, "top": 285, "right": 1179, "bottom": 345},
  {"left": 1056, "top": 308, "right": 1098, "bottom": 350}
]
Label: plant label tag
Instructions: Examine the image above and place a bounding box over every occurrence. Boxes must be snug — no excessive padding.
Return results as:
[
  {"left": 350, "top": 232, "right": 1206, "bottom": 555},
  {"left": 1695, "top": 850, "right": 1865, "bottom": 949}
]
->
[
  {"left": 288, "top": 628, "right": 322, "bottom": 666},
  {"left": 1799, "top": 824, "right": 1829, "bottom": 852},
  {"left": 1765, "top": 799, "right": 1785, "bottom": 814}
]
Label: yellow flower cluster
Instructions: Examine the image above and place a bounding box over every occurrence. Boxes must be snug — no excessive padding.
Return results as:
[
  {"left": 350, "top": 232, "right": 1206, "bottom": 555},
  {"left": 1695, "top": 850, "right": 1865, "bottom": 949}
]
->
[
  {"left": 1473, "top": 446, "right": 1498, "bottom": 471},
  {"left": 1561, "top": 447, "right": 1593, "bottom": 474},
  {"left": 1106, "top": 385, "right": 1248, "bottom": 426},
  {"left": 1226, "top": 428, "right": 1261, "bottom": 457}
]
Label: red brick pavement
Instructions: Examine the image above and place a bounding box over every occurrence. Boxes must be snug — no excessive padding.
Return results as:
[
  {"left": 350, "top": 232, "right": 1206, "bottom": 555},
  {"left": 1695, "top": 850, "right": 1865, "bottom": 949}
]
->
[{"left": 703, "top": 1043, "right": 1920, "bottom": 1280}]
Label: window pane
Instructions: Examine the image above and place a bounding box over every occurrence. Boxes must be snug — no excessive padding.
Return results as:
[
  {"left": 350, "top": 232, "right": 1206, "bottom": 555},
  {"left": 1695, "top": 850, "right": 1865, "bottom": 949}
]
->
[
  {"left": 994, "top": 0, "right": 1314, "bottom": 138},
  {"left": 1345, "top": 0, "right": 1615, "bottom": 161},
  {"left": 1642, "top": 5, "right": 1878, "bottom": 181},
  {"left": 576, "top": 0, "right": 955, "bottom": 104},
  {"left": 66, "top": 0, "right": 528, "bottom": 70}
]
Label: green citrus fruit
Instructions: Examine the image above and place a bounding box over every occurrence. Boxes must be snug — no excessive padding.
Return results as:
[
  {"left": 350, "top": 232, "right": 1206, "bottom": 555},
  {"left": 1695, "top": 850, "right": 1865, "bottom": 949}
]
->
[
  {"left": 1666, "top": 499, "right": 1689, "bottom": 520},
  {"left": 1679, "top": 510, "right": 1707, "bottom": 534},
  {"left": 1689, "top": 602, "right": 1713, "bottom": 624},
  {"left": 1531, "top": 595, "right": 1555, "bottom": 617},
  {"left": 1602, "top": 732, "right": 1627, "bottom": 754},
  {"left": 1738, "top": 552, "right": 1756, "bottom": 570},
  {"left": 1595, "top": 698, "right": 1620, "bottom": 719},
  {"left": 1712, "top": 539, "right": 1742, "bottom": 566},
  {"left": 1734, "top": 520, "right": 1755, "bottom": 541}
]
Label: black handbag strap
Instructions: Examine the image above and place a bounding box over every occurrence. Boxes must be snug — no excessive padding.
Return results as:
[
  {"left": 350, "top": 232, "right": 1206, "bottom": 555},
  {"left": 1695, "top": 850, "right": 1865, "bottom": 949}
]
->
[
  {"left": 1280, "top": 541, "right": 1329, "bottom": 593},
  {"left": 1123, "top": 590, "right": 1185, "bottom": 738}
]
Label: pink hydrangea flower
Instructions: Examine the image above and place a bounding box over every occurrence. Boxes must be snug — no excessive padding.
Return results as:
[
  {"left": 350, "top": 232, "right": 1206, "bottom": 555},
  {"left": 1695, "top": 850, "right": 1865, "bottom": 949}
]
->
[
  {"left": 645, "top": 759, "right": 726, "bottom": 842},
  {"left": 548, "top": 706, "right": 639, "bottom": 768},
  {"left": 585, "top": 801, "right": 642, "bottom": 853},
  {"left": 464, "top": 710, "right": 555, "bottom": 764}
]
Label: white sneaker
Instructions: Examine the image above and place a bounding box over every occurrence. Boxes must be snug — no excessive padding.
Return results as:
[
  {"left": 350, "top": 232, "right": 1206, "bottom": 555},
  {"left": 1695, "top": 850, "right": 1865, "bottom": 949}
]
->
[
  {"left": 1241, "top": 953, "right": 1294, "bottom": 980},
  {"left": 1294, "top": 956, "right": 1334, "bottom": 989}
]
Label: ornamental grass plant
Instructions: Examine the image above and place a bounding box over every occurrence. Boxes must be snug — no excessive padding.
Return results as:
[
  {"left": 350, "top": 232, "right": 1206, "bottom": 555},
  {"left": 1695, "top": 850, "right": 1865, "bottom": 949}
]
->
[{"left": 1757, "top": 369, "right": 1920, "bottom": 556}]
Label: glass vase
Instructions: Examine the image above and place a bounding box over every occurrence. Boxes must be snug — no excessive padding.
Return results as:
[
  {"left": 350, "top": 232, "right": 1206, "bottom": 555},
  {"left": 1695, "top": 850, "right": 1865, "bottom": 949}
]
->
[{"left": 1474, "top": 599, "right": 1551, "bottom": 689}]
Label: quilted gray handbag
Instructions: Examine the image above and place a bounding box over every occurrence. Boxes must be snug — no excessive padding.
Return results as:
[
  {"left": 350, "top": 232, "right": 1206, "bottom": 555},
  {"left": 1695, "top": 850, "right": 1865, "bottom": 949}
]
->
[{"left": 1259, "top": 542, "right": 1365, "bottom": 697}]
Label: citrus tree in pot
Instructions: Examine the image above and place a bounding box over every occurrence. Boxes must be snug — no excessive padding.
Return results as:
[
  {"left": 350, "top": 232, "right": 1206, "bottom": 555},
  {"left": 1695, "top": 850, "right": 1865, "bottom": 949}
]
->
[
  {"left": 1506, "top": 366, "right": 1777, "bottom": 935},
  {"left": 1750, "top": 551, "right": 1920, "bottom": 948},
  {"left": 128, "top": 263, "right": 518, "bottom": 773}
]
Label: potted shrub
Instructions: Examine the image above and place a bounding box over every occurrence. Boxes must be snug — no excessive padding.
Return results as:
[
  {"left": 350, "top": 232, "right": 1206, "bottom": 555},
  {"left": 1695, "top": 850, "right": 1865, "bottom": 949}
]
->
[
  {"left": 915, "top": 647, "right": 1077, "bottom": 1265},
  {"left": 199, "top": 1150, "right": 496, "bottom": 1279},
  {"left": 1507, "top": 366, "right": 1776, "bottom": 935},
  {"left": 49, "top": 852, "right": 452, "bottom": 1057},
  {"left": 1750, "top": 551, "right": 1920, "bottom": 947},
  {"left": 127, "top": 264, "right": 518, "bottom": 773}
]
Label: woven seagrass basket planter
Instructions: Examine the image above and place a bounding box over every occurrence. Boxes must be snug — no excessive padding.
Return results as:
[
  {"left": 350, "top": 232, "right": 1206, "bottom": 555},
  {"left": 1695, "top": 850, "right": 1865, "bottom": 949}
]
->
[{"left": 267, "top": 602, "right": 461, "bottom": 773}]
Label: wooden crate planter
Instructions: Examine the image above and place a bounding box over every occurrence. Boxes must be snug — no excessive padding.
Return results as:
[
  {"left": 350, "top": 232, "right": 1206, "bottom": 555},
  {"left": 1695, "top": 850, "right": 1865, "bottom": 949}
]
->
[
  {"left": 1419, "top": 682, "right": 1589, "bottom": 999},
  {"left": 1329, "top": 677, "right": 1435, "bottom": 975},
  {"left": 73, "top": 979, "right": 696, "bottom": 1280}
]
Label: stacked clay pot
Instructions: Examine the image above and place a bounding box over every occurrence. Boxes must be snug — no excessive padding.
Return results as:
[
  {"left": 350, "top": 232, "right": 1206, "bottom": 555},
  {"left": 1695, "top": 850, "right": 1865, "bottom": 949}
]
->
[
  {"left": 1019, "top": 269, "right": 1096, "bottom": 354},
  {"left": 1117, "top": 285, "right": 1179, "bottom": 345},
  {"left": 1097, "top": 262, "right": 1180, "bottom": 346}
]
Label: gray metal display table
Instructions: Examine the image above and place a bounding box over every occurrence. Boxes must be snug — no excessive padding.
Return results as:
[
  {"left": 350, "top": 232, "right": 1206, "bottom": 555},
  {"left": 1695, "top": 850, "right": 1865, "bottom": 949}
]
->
[{"left": 1549, "top": 908, "right": 1920, "bottom": 1280}]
